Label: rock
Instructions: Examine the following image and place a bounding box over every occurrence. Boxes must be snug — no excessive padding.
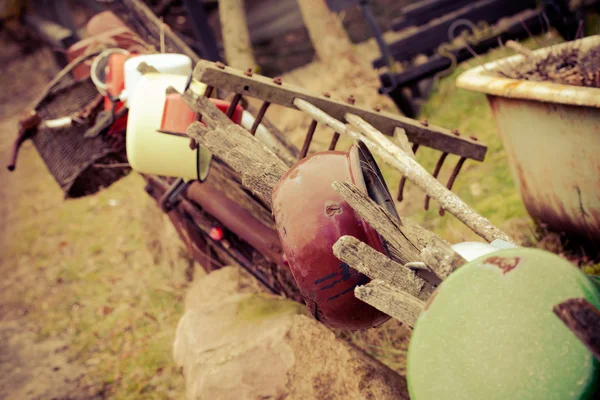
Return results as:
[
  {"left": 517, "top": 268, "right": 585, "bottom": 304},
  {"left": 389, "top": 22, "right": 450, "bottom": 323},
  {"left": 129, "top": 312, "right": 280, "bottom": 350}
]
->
[{"left": 174, "top": 267, "right": 409, "bottom": 400}]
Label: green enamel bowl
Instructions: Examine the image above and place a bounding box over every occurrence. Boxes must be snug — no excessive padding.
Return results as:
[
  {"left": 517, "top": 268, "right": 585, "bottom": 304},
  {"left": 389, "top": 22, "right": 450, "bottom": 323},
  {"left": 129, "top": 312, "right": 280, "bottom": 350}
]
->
[{"left": 407, "top": 248, "right": 600, "bottom": 400}]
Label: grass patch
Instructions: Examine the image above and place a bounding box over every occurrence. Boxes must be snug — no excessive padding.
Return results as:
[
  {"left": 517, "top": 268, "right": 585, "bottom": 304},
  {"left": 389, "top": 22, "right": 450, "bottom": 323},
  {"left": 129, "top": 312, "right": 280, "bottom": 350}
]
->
[{"left": 1, "top": 142, "right": 191, "bottom": 398}]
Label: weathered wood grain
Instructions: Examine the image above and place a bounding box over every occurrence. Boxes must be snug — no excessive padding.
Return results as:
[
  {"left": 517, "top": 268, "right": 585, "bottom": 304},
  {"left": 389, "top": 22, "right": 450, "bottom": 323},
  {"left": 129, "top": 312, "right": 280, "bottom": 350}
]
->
[
  {"left": 420, "top": 235, "right": 466, "bottom": 280},
  {"left": 553, "top": 298, "right": 600, "bottom": 362},
  {"left": 333, "top": 236, "right": 434, "bottom": 301},
  {"left": 331, "top": 181, "right": 423, "bottom": 262},
  {"left": 355, "top": 280, "right": 425, "bottom": 328},
  {"left": 186, "top": 96, "right": 288, "bottom": 208}
]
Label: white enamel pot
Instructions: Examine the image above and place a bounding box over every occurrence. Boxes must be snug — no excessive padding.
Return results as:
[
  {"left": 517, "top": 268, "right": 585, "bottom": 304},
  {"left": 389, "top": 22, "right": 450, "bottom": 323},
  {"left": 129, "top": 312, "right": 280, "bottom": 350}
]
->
[{"left": 126, "top": 73, "right": 208, "bottom": 181}]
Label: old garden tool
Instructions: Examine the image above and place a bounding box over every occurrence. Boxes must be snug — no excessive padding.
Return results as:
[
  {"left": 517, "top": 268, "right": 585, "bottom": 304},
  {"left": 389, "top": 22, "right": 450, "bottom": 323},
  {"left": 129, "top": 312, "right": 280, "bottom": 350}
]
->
[
  {"left": 272, "top": 141, "right": 400, "bottom": 329},
  {"left": 6, "top": 111, "right": 41, "bottom": 171},
  {"left": 190, "top": 60, "right": 487, "bottom": 213}
]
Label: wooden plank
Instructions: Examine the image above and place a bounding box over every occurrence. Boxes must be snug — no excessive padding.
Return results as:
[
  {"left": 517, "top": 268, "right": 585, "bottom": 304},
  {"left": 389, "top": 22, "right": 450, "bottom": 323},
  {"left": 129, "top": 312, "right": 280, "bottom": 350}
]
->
[
  {"left": 355, "top": 280, "right": 425, "bottom": 328},
  {"left": 374, "top": 0, "right": 537, "bottom": 67},
  {"left": 333, "top": 236, "right": 434, "bottom": 301},
  {"left": 193, "top": 60, "right": 487, "bottom": 161},
  {"left": 331, "top": 181, "right": 424, "bottom": 264},
  {"left": 553, "top": 298, "right": 600, "bottom": 362},
  {"left": 420, "top": 235, "right": 466, "bottom": 280},
  {"left": 187, "top": 96, "right": 288, "bottom": 208}
]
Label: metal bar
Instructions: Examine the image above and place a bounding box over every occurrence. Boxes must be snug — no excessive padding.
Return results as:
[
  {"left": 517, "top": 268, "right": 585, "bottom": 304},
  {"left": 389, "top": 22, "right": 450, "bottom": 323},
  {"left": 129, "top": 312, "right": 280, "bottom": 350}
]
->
[
  {"left": 439, "top": 157, "right": 467, "bottom": 216},
  {"left": 397, "top": 144, "right": 419, "bottom": 202},
  {"left": 328, "top": 132, "right": 341, "bottom": 150},
  {"left": 250, "top": 101, "right": 271, "bottom": 135},
  {"left": 226, "top": 93, "right": 242, "bottom": 118},
  {"left": 300, "top": 120, "right": 318, "bottom": 159},
  {"left": 182, "top": 0, "right": 221, "bottom": 62},
  {"left": 359, "top": 0, "right": 396, "bottom": 72},
  {"left": 424, "top": 152, "right": 448, "bottom": 210}
]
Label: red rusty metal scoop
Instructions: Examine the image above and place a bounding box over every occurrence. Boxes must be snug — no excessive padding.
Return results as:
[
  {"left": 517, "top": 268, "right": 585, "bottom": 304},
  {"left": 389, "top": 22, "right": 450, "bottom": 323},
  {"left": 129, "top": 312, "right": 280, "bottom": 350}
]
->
[{"left": 272, "top": 141, "right": 398, "bottom": 329}]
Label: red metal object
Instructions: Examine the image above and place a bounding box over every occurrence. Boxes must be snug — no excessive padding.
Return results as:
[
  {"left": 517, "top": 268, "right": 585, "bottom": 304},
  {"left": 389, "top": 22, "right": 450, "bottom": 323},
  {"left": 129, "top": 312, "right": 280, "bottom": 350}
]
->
[
  {"left": 186, "top": 181, "right": 283, "bottom": 264},
  {"left": 104, "top": 53, "right": 129, "bottom": 111},
  {"left": 67, "top": 11, "right": 138, "bottom": 80},
  {"left": 272, "top": 147, "right": 391, "bottom": 329},
  {"left": 209, "top": 227, "right": 224, "bottom": 241},
  {"left": 161, "top": 95, "right": 244, "bottom": 133}
]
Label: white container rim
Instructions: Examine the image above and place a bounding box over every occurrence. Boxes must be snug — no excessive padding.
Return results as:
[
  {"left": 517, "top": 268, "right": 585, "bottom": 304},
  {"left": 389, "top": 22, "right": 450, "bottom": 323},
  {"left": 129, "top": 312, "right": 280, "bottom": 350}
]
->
[{"left": 456, "top": 35, "right": 600, "bottom": 109}]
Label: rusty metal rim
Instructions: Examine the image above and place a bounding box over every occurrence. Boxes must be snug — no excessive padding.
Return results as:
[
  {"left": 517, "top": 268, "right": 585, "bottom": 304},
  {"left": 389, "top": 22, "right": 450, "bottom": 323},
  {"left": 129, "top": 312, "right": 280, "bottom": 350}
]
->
[{"left": 456, "top": 36, "right": 600, "bottom": 109}]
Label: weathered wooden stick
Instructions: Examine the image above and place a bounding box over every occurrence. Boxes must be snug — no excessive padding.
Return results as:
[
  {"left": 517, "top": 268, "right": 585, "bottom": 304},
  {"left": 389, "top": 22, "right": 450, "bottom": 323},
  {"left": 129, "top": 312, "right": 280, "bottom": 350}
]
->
[
  {"left": 421, "top": 235, "right": 467, "bottom": 280},
  {"left": 333, "top": 236, "right": 434, "bottom": 301},
  {"left": 344, "top": 113, "right": 513, "bottom": 244},
  {"left": 355, "top": 280, "right": 425, "bottom": 328},
  {"left": 553, "top": 298, "right": 600, "bottom": 362},
  {"left": 332, "top": 181, "right": 423, "bottom": 262},
  {"left": 393, "top": 127, "right": 415, "bottom": 159},
  {"left": 219, "top": 0, "right": 258, "bottom": 70},
  {"left": 186, "top": 97, "right": 288, "bottom": 208}
]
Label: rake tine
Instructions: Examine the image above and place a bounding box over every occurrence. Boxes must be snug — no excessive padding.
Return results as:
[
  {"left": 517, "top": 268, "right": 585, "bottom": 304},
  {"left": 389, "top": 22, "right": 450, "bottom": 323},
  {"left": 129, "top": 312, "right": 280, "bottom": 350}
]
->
[
  {"left": 300, "top": 120, "right": 318, "bottom": 159},
  {"left": 424, "top": 152, "right": 449, "bottom": 210},
  {"left": 250, "top": 101, "right": 271, "bottom": 136},
  {"left": 396, "top": 143, "right": 420, "bottom": 202},
  {"left": 328, "top": 132, "right": 341, "bottom": 150},
  {"left": 439, "top": 157, "right": 467, "bottom": 216},
  {"left": 226, "top": 93, "right": 242, "bottom": 118}
]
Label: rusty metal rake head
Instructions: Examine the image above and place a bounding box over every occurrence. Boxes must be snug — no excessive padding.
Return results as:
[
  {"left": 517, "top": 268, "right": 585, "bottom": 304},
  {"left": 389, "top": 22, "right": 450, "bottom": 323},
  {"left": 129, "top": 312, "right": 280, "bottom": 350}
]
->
[{"left": 188, "top": 60, "right": 487, "bottom": 214}]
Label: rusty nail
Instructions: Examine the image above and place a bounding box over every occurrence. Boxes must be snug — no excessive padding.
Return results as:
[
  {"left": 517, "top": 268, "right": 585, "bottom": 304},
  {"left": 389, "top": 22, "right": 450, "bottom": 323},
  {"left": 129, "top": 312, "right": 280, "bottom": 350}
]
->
[
  {"left": 273, "top": 77, "right": 282, "bottom": 85},
  {"left": 421, "top": 119, "right": 429, "bottom": 126},
  {"left": 469, "top": 135, "right": 478, "bottom": 141},
  {"left": 452, "top": 129, "right": 460, "bottom": 136},
  {"left": 373, "top": 105, "right": 382, "bottom": 112},
  {"left": 328, "top": 132, "right": 341, "bottom": 150},
  {"left": 300, "top": 120, "right": 318, "bottom": 159},
  {"left": 424, "top": 152, "right": 448, "bottom": 210},
  {"left": 439, "top": 157, "right": 467, "bottom": 216},
  {"left": 244, "top": 68, "right": 253, "bottom": 77},
  {"left": 323, "top": 92, "right": 331, "bottom": 98},
  {"left": 250, "top": 101, "right": 270, "bottom": 136},
  {"left": 347, "top": 95, "right": 355, "bottom": 105},
  {"left": 397, "top": 144, "right": 420, "bottom": 202},
  {"left": 226, "top": 93, "right": 242, "bottom": 118},
  {"left": 216, "top": 61, "right": 226, "bottom": 69}
]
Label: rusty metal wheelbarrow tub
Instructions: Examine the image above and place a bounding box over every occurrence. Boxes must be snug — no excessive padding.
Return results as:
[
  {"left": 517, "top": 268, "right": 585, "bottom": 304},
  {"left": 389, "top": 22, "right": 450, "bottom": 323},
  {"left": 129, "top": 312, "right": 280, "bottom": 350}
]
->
[
  {"left": 456, "top": 36, "right": 600, "bottom": 246},
  {"left": 273, "top": 142, "right": 400, "bottom": 329}
]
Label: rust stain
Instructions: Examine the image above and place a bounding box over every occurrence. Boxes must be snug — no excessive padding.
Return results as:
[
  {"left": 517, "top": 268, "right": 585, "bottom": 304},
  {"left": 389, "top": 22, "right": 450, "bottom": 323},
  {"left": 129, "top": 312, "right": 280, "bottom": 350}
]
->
[
  {"left": 484, "top": 256, "right": 521, "bottom": 274},
  {"left": 325, "top": 202, "right": 343, "bottom": 217}
]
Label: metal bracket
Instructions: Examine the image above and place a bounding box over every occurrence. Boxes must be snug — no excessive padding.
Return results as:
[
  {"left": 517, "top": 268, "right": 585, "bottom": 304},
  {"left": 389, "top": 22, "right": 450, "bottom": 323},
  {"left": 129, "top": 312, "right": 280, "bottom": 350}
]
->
[{"left": 159, "top": 178, "right": 192, "bottom": 212}]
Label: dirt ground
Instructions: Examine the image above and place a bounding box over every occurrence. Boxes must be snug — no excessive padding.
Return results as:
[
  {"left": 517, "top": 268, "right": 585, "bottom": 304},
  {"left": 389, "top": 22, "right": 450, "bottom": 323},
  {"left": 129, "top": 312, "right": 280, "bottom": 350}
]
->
[{"left": 0, "top": 35, "right": 105, "bottom": 400}]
